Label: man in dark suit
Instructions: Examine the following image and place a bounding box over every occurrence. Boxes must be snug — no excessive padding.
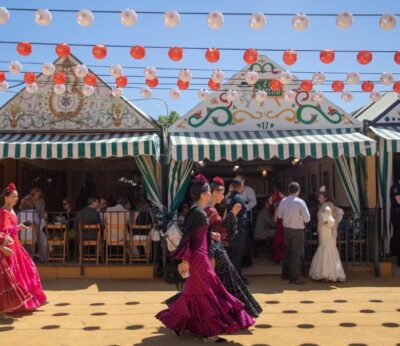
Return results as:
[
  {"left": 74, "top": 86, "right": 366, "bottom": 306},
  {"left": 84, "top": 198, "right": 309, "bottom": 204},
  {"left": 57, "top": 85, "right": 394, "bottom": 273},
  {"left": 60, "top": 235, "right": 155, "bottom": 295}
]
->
[{"left": 75, "top": 197, "right": 101, "bottom": 241}]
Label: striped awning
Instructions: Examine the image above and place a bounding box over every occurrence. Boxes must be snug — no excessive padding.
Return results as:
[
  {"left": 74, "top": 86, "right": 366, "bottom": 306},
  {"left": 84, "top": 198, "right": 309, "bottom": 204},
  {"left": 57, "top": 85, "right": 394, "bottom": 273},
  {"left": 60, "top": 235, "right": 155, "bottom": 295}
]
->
[
  {"left": 170, "top": 129, "right": 376, "bottom": 162},
  {"left": 0, "top": 132, "right": 160, "bottom": 160},
  {"left": 370, "top": 126, "right": 400, "bottom": 153}
]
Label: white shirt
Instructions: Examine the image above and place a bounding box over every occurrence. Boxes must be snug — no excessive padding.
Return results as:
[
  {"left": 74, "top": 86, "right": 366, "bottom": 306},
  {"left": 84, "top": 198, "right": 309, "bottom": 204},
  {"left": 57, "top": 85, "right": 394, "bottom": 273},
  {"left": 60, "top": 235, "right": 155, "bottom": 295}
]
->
[
  {"left": 277, "top": 195, "right": 310, "bottom": 230},
  {"left": 242, "top": 185, "right": 257, "bottom": 211}
]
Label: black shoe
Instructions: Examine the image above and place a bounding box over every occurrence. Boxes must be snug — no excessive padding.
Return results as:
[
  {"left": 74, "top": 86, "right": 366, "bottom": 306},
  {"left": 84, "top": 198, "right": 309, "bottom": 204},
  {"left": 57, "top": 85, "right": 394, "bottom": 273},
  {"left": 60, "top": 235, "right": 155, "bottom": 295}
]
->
[{"left": 289, "top": 280, "right": 306, "bottom": 285}]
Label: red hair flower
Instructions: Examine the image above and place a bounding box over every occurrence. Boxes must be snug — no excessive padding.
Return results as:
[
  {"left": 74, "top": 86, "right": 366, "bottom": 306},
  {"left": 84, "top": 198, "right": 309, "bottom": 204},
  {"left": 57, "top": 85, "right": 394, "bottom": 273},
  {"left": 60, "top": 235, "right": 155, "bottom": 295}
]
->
[
  {"left": 193, "top": 174, "right": 208, "bottom": 185},
  {"left": 6, "top": 183, "right": 16, "bottom": 193},
  {"left": 212, "top": 177, "right": 224, "bottom": 187}
]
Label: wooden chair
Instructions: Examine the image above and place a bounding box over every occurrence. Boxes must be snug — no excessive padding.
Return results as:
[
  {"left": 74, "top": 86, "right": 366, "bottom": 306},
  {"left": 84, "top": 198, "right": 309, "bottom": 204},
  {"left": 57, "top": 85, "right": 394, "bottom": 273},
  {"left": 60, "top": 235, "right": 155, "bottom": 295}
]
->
[
  {"left": 104, "top": 212, "right": 128, "bottom": 264},
  {"left": 129, "top": 224, "right": 152, "bottom": 264},
  {"left": 19, "top": 224, "right": 39, "bottom": 258},
  {"left": 46, "top": 224, "right": 67, "bottom": 263},
  {"left": 79, "top": 224, "right": 102, "bottom": 264}
]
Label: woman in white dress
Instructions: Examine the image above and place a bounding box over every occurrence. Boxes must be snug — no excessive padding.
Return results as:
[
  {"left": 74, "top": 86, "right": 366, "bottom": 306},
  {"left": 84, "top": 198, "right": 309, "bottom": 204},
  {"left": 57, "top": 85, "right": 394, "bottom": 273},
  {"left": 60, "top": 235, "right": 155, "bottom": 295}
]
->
[{"left": 309, "top": 187, "right": 346, "bottom": 282}]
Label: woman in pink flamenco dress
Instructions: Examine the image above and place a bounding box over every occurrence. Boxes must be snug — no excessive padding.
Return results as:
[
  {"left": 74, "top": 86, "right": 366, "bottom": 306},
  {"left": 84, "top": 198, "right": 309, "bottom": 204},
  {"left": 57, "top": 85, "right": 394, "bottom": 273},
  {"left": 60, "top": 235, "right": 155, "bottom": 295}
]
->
[
  {"left": 156, "top": 175, "right": 254, "bottom": 343},
  {"left": 0, "top": 183, "right": 46, "bottom": 317}
]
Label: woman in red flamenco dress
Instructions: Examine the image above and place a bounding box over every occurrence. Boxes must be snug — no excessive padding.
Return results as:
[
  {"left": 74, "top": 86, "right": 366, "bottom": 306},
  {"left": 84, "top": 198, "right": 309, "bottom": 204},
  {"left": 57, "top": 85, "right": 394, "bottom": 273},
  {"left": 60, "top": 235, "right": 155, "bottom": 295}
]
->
[
  {"left": 269, "top": 185, "right": 286, "bottom": 263},
  {"left": 0, "top": 183, "right": 46, "bottom": 318}
]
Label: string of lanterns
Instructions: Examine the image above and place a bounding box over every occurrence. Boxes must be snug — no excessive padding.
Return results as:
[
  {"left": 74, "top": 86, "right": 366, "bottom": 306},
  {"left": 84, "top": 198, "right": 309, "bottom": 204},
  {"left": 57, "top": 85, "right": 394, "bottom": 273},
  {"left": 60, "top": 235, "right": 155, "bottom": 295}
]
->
[{"left": 0, "top": 7, "right": 398, "bottom": 31}]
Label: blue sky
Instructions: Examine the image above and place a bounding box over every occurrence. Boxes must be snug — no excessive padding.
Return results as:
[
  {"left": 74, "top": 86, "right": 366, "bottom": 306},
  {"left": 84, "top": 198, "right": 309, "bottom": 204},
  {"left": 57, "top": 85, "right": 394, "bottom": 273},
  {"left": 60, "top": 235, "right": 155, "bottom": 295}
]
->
[{"left": 0, "top": 0, "right": 399, "bottom": 119}]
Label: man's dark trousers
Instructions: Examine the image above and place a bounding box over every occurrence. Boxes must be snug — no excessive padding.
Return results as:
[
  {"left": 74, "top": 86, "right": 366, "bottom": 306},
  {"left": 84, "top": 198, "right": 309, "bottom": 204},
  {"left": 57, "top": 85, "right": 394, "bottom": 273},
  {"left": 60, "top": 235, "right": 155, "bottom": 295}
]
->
[{"left": 282, "top": 228, "right": 305, "bottom": 282}]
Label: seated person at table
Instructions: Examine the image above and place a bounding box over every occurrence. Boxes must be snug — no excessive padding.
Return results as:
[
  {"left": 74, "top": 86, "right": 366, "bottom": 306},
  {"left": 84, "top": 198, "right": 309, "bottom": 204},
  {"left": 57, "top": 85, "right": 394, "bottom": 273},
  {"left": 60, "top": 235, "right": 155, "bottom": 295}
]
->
[
  {"left": 254, "top": 200, "right": 276, "bottom": 257},
  {"left": 131, "top": 199, "right": 154, "bottom": 255},
  {"left": 104, "top": 197, "right": 131, "bottom": 242},
  {"left": 75, "top": 197, "right": 101, "bottom": 240}
]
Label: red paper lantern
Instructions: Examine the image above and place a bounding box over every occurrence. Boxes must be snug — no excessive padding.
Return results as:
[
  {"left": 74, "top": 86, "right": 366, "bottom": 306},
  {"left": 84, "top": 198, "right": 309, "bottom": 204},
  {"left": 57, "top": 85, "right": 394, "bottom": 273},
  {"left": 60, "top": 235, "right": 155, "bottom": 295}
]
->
[
  {"left": 116, "top": 75, "right": 128, "bottom": 88},
  {"left": 130, "top": 45, "right": 146, "bottom": 59},
  {"left": 177, "top": 79, "right": 189, "bottom": 90},
  {"left": 283, "top": 49, "right": 297, "bottom": 65},
  {"left": 92, "top": 45, "right": 107, "bottom": 59},
  {"left": 0, "top": 71, "right": 6, "bottom": 83},
  {"left": 168, "top": 47, "right": 183, "bottom": 61},
  {"left": 55, "top": 43, "right": 71, "bottom": 58},
  {"left": 146, "top": 78, "right": 159, "bottom": 88},
  {"left": 357, "top": 50, "right": 373, "bottom": 65},
  {"left": 53, "top": 71, "right": 66, "bottom": 85},
  {"left": 393, "top": 81, "right": 400, "bottom": 93},
  {"left": 205, "top": 48, "right": 220, "bottom": 63},
  {"left": 17, "top": 42, "right": 32, "bottom": 56},
  {"left": 300, "top": 80, "right": 313, "bottom": 92},
  {"left": 208, "top": 79, "right": 220, "bottom": 91},
  {"left": 84, "top": 73, "right": 97, "bottom": 86},
  {"left": 243, "top": 49, "right": 259, "bottom": 64},
  {"left": 361, "top": 81, "right": 374, "bottom": 92},
  {"left": 320, "top": 49, "right": 335, "bottom": 64},
  {"left": 24, "top": 72, "right": 37, "bottom": 85},
  {"left": 331, "top": 80, "right": 344, "bottom": 92},
  {"left": 270, "top": 79, "right": 282, "bottom": 92},
  {"left": 394, "top": 51, "right": 400, "bottom": 65}
]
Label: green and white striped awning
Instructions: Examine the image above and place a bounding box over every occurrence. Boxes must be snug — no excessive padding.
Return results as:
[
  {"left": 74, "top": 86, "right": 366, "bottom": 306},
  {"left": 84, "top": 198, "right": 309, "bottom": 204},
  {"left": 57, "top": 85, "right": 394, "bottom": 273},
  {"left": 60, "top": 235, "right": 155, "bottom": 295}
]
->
[
  {"left": 0, "top": 132, "right": 160, "bottom": 160},
  {"left": 170, "top": 129, "right": 376, "bottom": 162},
  {"left": 370, "top": 126, "right": 400, "bottom": 153}
]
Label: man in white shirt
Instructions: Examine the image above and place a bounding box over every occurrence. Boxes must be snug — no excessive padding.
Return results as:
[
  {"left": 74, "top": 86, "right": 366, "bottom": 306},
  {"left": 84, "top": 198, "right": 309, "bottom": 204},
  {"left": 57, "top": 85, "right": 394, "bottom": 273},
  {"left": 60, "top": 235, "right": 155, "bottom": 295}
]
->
[{"left": 277, "top": 182, "right": 310, "bottom": 285}]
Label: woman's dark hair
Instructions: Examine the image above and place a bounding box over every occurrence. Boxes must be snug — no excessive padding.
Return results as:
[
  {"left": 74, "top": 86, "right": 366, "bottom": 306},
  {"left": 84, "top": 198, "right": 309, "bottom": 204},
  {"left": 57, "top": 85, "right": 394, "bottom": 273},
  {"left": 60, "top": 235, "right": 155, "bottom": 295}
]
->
[
  {"left": 190, "top": 180, "right": 210, "bottom": 202},
  {"left": 63, "top": 196, "right": 74, "bottom": 209},
  {"left": 0, "top": 183, "right": 17, "bottom": 206}
]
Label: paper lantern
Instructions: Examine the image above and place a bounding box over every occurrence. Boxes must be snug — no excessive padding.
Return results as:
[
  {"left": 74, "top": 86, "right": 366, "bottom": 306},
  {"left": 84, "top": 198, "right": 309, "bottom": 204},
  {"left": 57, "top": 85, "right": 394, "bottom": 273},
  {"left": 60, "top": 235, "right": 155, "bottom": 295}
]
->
[
  {"left": 226, "top": 90, "right": 238, "bottom": 102},
  {"left": 24, "top": 72, "right": 37, "bottom": 85},
  {"left": 84, "top": 73, "right": 97, "bottom": 86},
  {"left": 56, "top": 43, "right": 71, "bottom": 58},
  {"left": 311, "top": 92, "right": 324, "bottom": 104},
  {"left": 82, "top": 85, "right": 95, "bottom": 97},
  {"left": 53, "top": 84, "right": 66, "bottom": 95},
  {"left": 341, "top": 91, "right": 353, "bottom": 102},
  {"left": 9, "top": 60, "right": 22, "bottom": 74},
  {"left": 361, "top": 81, "right": 374, "bottom": 92},
  {"left": 17, "top": 42, "right": 32, "bottom": 56},
  {"left": 42, "top": 63, "right": 55, "bottom": 76},
  {"left": 394, "top": 51, "right": 400, "bottom": 65},
  {"left": 312, "top": 72, "right": 326, "bottom": 85},
  {"left": 130, "top": 45, "right": 146, "bottom": 59},
  {"left": 144, "top": 67, "right": 158, "bottom": 80},
  {"left": 169, "top": 88, "right": 181, "bottom": 100},
  {"left": 110, "top": 65, "right": 123, "bottom": 78},
  {"left": 121, "top": 9, "right": 137, "bottom": 27},
  {"left": 380, "top": 72, "right": 394, "bottom": 86},
  {"left": 205, "top": 48, "right": 220, "bottom": 63},
  {"left": 357, "top": 50, "right": 373, "bottom": 65},
  {"left": 25, "top": 82, "right": 38, "bottom": 94},
  {"left": 331, "top": 80, "right": 344, "bottom": 92},
  {"left": 73, "top": 64, "right": 88, "bottom": 78},
  {"left": 0, "top": 71, "right": 6, "bottom": 82},
  {"left": 283, "top": 49, "right": 297, "bottom": 65},
  {"left": 54, "top": 72, "right": 66, "bottom": 85},
  {"left": 207, "top": 11, "right": 224, "bottom": 29},
  {"left": 211, "top": 69, "right": 224, "bottom": 83},
  {"left": 249, "top": 12, "right": 266, "bottom": 30},
  {"left": 393, "top": 81, "right": 400, "bottom": 93},
  {"left": 164, "top": 11, "right": 180, "bottom": 28},
  {"left": 112, "top": 87, "right": 123, "bottom": 98},
  {"left": 140, "top": 87, "right": 151, "bottom": 98},
  {"left": 255, "top": 90, "right": 268, "bottom": 103},
  {"left": 0, "top": 81, "right": 9, "bottom": 92},
  {"left": 280, "top": 71, "right": 294, "bottom": 85},
  {"left": 292, "top": 13, "right": 309, "bottom": 31},
  {"left": 370, "top": 91, "right": 382, "bottom": 102},
  {"left": 208, "top": 79, "right": 220, "bottom": 90},
  {"left": 243, "top": 49, "right": 259, "bottom": 64},
  {"left": 116, "top": 75, "right": 128, "bottom": 88},
  {"left": 380, "top": 13, "right": 397, "bottom": 30},
  {"left": 77, "top": 9, "right": 94, "bottom": 26},
  {"left": 0, "top": 7, "right": 10, "bottom": 24},
  {"left": 336, "top": 12, "right": 353, "bottom": 29},
  {"left": 146, "top": 78, "right": 159, "bottom": 88},
  {"left": 300, "top": 80, "right": 313, "bottom": 92},
  {"left": 168, "top": 47, "right": 183, "bottom": 61},
  {"left": 245, "top": 70, "right": 259, "bottom": 85},
  {"left": 92, "top": 45, "right": 107, "bottom": 59},
  {"left": 270, "top": 79, "right": 282, "bottom": 92},
  {"left": 347, "top": 72, "right": 360, "bottom": 85},
  {"left": 320, "top": 49, "right": 335, "bottom": 64},
  {"left": 198, "top": 89, "right": 210, "bottom": 100},
  {"left": 177, "top": 79, "right": 189, "bottom": 90},
  {"left": 179, "top": 69, "right": 192, "bottom": 83},
  {"left": 35, "top": 9, "right": 52, "bottom": 26}
]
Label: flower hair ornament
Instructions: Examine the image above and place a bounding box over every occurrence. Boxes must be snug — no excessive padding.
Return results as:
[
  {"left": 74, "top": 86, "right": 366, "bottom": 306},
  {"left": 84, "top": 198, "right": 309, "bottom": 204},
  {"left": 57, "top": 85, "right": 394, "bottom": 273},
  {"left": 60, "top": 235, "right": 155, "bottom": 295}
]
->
[
  {"left": 319, "top": 185, "right": 327, "bottom": 193},
  {"left": 6, "top": 183, "right": 16, "bottom": 193},
  {"left": 212, "top": 176, "right": 224, "bottom": 187},
  {"left": 193, "top": 173, "right": 208, "bottom": 186}
]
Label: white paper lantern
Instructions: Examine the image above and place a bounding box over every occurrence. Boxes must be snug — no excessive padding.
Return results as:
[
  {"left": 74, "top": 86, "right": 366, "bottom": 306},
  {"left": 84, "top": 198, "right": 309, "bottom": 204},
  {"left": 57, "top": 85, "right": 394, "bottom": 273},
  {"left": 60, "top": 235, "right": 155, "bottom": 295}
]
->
[
  {"left": 245, "top": 70, "right": 259, "bottom": 85},
  {"left": 336, "top": 12, "right": 353, "bottom": 29},
  {"left": 226, "top": 90, "right": 238, "bottom": 102},
  {"left": 140, "top": 87, "right": 151, "bottom": 99},
  {"left": 82, "top": 85, "right": 95, "bottom": 97},
  {"left": 143, "top": 67, "right": 157, "bottom": 80},
  {"left": 112, "top": 87, "right": 123, "bottom": 98},
  {"left": 380, "top": 72, "right": 394, "bottom": 86},
  {"left": 370, "top": 91, "right": 382, "bottom": 102},
  {"left": 208, "top": 11, "right": 224, "bottom": 29},
  {"left": 73, "top": 64, "right": 89, "bottom": 78},
  {"left": 54, "top": 84, "right": 66, "bottom": 95},
  {"left": 346, "top": 72, "right": 360, "bottom": 85},
  {"left": 380, "top": 13, "right": 397, "bottom": 30},
  {"left": 292, "top": 13, "right": 309, "bottom": 31},
  {"left": 284, "top": 90, "right": 296, "bottom": 103},
  {"left": 249, "top": 12, "right": 266, "bottom": 30},
  {"left": 41, "top": 63, "right": 56, "bottom": 76},
  {"left": 280, "top": 71, "right": 294, "bottom": 85},
  {"left": 0, "top": 7, "right": 10, "bottom": 25},
  {"left": 211, "top": 69, "right": 224, "bottom": 83},
  {"left": 255, "top": 90, "right": 268, "bottom": 103},
  {"left": 0, "top": 81, "right": 9, "bottom": 92},
  {"left": 77, "top": 9, "right": 94, "bottom": 27},
  {"left": 26, "top": 82, "right": 38, "bottom": 94},
  {"left": 198, "top": 89, "right": 210, "bottom": 101},
  {"left": 164, "top": 11, "right": 181, "bottom": 28},
  {"left": 169, "top": 88, "right": 181, "bottom": 100},
  {"left": 312, "top": 72, "right": 326, "bottom": 85},
  {"left": 35, "top": 9, "right": 52, "bottom": 26},
  {"left": 120, "top": 9, "right": 138, "bottom": 27},
  {"left": 110, "top": 65, "right": 123, "bottom": 78},
  {"left": 341, "top": 91, "right": 353, "bottom": 102},
  {"left": 179, "top": 69, "right": 192, "bottom": 83},
  {"left": 9, "top": 60, "right": 22, "bottom": 74},
  {"left": 311, "top": 91, "right": 325, "bottom": 104}
]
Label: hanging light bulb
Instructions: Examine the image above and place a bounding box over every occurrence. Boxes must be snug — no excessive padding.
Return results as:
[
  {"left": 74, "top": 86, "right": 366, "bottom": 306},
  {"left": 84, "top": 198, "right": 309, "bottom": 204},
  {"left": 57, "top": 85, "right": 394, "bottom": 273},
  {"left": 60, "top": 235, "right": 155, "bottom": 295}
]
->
[
  {"left": 169, "top": 88, "right": 181, "bottom": 100},
  {"left": 77, "top": 9, "right": 94, "bottom": 26},
  {"left": 35, "top": 9, "right": 52, "bottom": 26},
  {"left": 112, "top": 87, "right": 123, "bottom": 98},
  {"left": 53, "top": 84, "right": 66, "bottom": 95},
  {"left": 207, "top": 11, "right": 224, "bottom": 29},
  {"left": 120, "top": 9, "right": 138, "bottom": 27},
  {"left": 9, "top": 60, "right": 22, "bottom": 74},
  {"left": 140, "top": 87, "right": 151, "bottom": 99},
  {"left": 336, "top": 12, "right": 353, "bottom": 29},
  {"left": 179, "top": 69, "right": 192, "bottom": 83},
  {"left": 256, "top": 90, "right": 268, "bottom": 103},
  {"left": 245, "top": 70, "right": 259, "bottom": 85},
  {"left": 292, "top": 13, "right": 309, "bottom": 31},
  {"left": 280, "top": 71, "right": 294, "bottom": 85},
  {"left": 312, "top": 72, "right": 326, "bottom": 85},
  {"left": 226, "top": 90, "right": 238, "bottom": 102},
  {"left": 82, "top": 85, "right": 95, "bottom": 97},
  {"left": 73, "top": 64, "right": 89, "bottom": 78},
  {"left": 346, "top": 72, "right": 360, "bottom": 85},
  {"left": 144, "top": 67, "right": 158, "bottom": 80},
  {"left": 380, "top": 72, "right": 394, "bottom": 86},
  {"left": 164, "top": 11, "right": 181, "bottom": 28},
  {"left": 379, "top": 13, "right": 397, "bottom": 30},
  {"left": 211, "top": 69, "right": 224, "bottom": 83},
  {"left": 198, "top": 89, "right": 210, "bottom": 101},
  {"left": 26, "top": 82, "right": 38, "bottom": 94},
  {"left": 311, "top": 91, "right": 325, "bottom": 104},
  {"left": 341, "top": 91, "right": 353, "bottom": 102},
  {"left": 370, "top": 91, "right": 382, "bottom": 102},
  {"left": 284, "top": 90, "right": 296, "bottom": 103},
  {"left": 0, "top": 81, "right": 9, "bottom": 92},
  {"left": 0, "top": 7, "right": 10, "bottom": 25},
  {"left": 110, "top": 65, "right": 123, "bottom": 78},
  {"left": 41, "top": 63, "right": 56, "bottom": 76},
  {"left": 249, "top": 12, "right": 266, "bottom": 30}
]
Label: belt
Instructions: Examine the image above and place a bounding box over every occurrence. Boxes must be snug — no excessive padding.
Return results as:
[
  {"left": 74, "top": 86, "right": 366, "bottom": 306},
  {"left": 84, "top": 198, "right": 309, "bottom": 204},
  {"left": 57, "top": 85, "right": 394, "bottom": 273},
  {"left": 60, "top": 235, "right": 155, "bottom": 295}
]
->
[{"left": 284, "top": 227, "right": 305, "bottom": 232}]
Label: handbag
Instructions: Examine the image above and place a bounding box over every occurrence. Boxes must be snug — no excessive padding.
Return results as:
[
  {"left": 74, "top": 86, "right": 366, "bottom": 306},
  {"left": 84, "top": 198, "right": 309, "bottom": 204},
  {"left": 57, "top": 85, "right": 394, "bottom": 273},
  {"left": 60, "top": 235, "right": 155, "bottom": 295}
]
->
[
  {"left": 165, "top": 222, "right": 182, "bottom": 252},
  {"left": 150, "top": 225, "right": 161, "bottom": 242}
]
